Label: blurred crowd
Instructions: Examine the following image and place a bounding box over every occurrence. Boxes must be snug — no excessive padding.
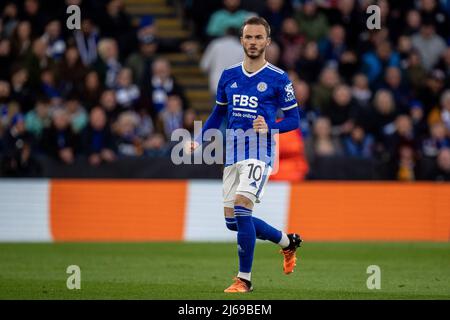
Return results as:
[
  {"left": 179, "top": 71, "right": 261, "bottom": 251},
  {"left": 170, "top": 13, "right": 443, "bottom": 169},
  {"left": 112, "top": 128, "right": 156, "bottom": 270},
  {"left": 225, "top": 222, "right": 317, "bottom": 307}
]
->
[
  {"left": 192, "top": 0, "right": 450, "bottom": 181},
  {"left": 0, "top": 0, "right": 196, "bottom": 177},
  {"left": 0, "top": 0, "right": 449, "bottom": 181}
]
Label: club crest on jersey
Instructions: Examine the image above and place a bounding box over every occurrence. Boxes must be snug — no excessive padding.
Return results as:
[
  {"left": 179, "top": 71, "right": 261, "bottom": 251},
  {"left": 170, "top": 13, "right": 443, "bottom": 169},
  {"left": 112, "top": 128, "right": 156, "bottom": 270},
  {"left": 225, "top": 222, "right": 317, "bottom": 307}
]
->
[
  {"left": 257, "top": 82, "right": 267, "bottom": 92},
  {"left": 284, "top": 83, "right": 295, "bottom": 102}
]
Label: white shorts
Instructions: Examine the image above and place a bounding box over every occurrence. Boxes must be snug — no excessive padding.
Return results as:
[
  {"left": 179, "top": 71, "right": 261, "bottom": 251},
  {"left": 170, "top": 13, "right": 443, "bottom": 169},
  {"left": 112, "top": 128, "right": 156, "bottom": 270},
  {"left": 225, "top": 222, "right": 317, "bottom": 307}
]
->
[{"left": 223, "top": 159, "right": 272, "bottom": 208}]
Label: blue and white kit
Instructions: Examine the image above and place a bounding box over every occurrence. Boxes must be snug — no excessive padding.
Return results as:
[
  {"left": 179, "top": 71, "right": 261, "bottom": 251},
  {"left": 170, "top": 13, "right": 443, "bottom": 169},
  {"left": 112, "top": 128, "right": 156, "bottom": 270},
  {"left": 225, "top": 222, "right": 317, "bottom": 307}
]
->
[{"left": 197, "top": 61, "right": 300, "bottom": 206}]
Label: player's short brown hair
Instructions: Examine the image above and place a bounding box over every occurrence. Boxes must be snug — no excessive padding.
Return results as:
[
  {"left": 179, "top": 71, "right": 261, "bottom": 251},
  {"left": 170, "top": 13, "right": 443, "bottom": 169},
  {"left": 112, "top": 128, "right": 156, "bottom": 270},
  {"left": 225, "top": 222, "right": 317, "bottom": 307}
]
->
[{"left": 240, "top": 16, "right": 271, "bottom": 38}]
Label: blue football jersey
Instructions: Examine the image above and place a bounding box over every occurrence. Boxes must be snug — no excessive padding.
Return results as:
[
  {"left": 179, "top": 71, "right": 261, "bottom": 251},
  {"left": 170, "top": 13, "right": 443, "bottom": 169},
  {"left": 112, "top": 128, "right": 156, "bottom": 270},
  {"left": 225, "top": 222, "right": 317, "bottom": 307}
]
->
[{"left": 215, "top": 62, "right": 298, "bottom": 166}]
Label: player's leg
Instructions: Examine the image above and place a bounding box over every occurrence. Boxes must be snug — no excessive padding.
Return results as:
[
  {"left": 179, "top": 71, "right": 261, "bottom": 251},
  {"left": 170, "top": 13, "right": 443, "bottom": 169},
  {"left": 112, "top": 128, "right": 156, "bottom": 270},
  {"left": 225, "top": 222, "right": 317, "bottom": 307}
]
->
[
  {"left": 236, "top": 159, "right": 302, "bottom": 275},
  {"left": 224, "top": 193, "right": 255, "bottom": 293},
  {"left": 224, "top": 206, "right": 289, "bottom": 246}
]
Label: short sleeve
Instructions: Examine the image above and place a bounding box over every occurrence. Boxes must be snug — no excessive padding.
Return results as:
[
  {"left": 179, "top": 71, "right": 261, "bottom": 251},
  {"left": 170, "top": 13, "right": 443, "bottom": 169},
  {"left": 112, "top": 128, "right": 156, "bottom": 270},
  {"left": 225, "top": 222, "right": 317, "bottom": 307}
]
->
[
  {"left": 278, "top": 74, "right": 298, "bottom": 111},
  {"left": 215, "top": 71, "right": 228, "bottom": 106}
]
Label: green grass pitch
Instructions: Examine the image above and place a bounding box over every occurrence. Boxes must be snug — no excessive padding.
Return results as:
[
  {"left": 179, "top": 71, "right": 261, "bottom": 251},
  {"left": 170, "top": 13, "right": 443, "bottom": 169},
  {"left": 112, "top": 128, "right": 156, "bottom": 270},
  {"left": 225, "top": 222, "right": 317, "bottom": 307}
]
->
[{"left": 0, "top": 242, "right": 449, "bottom": 299}]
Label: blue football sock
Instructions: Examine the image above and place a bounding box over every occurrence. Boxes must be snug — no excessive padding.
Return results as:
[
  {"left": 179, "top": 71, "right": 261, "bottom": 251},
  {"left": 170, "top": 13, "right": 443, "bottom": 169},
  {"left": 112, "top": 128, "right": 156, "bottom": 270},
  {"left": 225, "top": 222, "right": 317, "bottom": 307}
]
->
[
  {"left": 234, "top": 206, "right": 256, "bottom": 274},
  {"left": 225, "top": 216, "right": 282, "bottom": 243}
]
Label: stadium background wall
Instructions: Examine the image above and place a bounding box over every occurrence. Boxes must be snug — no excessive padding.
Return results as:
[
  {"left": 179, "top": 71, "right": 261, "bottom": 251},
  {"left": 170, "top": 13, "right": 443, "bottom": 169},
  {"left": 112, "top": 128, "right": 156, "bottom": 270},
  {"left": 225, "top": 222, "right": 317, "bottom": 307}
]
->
[{"left": 0, "top": 180, "right": 449, "bottom": 242}]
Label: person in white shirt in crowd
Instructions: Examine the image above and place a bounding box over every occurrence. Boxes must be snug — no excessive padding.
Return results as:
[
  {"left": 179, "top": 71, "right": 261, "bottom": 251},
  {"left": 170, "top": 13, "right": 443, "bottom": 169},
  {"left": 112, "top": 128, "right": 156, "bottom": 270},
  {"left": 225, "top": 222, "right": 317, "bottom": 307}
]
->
[
  {"left": 200, "top": 27, "right": 244, "bottom": 94},
  {"left": 115, "top": 67, "right": 140, "bottom": 109}
]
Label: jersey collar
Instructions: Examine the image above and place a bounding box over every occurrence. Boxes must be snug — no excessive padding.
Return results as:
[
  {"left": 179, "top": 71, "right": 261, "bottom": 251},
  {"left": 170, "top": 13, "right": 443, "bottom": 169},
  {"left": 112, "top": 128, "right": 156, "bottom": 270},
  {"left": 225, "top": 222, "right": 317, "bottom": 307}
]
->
[{"left": 241, "top": 61, "right": 268, "bottom": 78}]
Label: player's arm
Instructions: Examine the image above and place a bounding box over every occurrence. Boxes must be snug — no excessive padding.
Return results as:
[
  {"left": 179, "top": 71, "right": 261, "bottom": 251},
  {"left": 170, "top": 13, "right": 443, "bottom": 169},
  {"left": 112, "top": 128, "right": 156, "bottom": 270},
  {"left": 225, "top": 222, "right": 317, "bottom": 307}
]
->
[
  {"left": 271, "top": 107, "right": 299, "bottom": 133},
  {"left": 185, "top": 104, "right": 227, "bottom": 153},
  {"left": 186, "top": 72, "right": 228, "bottom": 153},
  {"left": 271, "top": 74, "right": 300, "bottom": 133}
]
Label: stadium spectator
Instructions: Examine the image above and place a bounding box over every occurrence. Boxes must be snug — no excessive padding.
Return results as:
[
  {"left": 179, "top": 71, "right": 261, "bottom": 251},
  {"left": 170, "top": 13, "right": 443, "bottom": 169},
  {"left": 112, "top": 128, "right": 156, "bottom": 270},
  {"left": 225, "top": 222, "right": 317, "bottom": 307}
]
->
[
  {"left": 342, "top": 124, "right": 374, "bottom": 159},
  {"left": 311, "top": 66, "right": 340, "bottom": 114},
  {"left": 206, "top": 0, "right": 254, "bottom": 38},
  {"left": 95, "top": 38, "right": 122, "bottom": 89},
  {"left": 411, "top": 20, "right": 447, "bottom": 71},
  {"left": 40, "top": 107, "right": 79, "bottom": 164},
  {"left": 41, "top": 20, "right": 66, "bottom": 61},
  {"left": 422, "top": 122, "right": 450, "bottom": 157},
  {"left": 394, "top": 144, "right": 419, "bottom": 181},
  {"left": 325, "top": 0, "right": 364, "bottom": 48},
  {"left": 21, "top": 0, "right": 48, "bottom": 37},
  {"left": 278, "top": 17, "right": 305, "bottom": 69},
  {"left": 409, "top": 100, "right": 429, "bottom": 141},
  {"left": 295, "top": 41, "right": 322, "bottom": 83},
  {"left": 99, "top": 89, "right": 122, "bottom": 126},
  {"left": 265, "top": 41, "right": 281, "bottom": 65},
  {"left": 381, "top": 67, "right": 409, "bottom": 113},
  {"left": 182, "top": 108, "right": 197, "bottom": 136},
  {"left": 56, "top": 45, "right": 88, "bottom": 96},
  {"left": 366, "top": 89, "right": 398, "bottom": 145},
  {"left": 125, "top": 32, "right": 158, "bottom": 86},
  {"left": 405, "top": 50, "right": 428, "bottom": 93},
  {"left": 27, "top": 39, "right": 56, "bottom": 90},
  {"left": 39, "top": 68, "right": 61, "bottom": 101},
  {"left": 294, "top": 0, "right": 329, "bottom": 42},
  {"left": 351, "top": 73, "right": 371, "bottom": 109},
  {"left": 113, "top": 111, "right": 142, "bottom": 157},
  {"left": 0, "top": 113, "right": 40, "bottom": 177},
  {"left": 156, "top": 94, "right": 185, "bottom": 141},
  {"left": 418, "top": 69, "right": 446, "bottom": 116},
  {"left": 305, "top": 117, "right": 343, "bottom": 165},
  {"left": 293, "top": 80, "right": 313, "bottom": 138},
  {"left": 99, "top": 0, "right": 135, "bottom": 59},
  {"left": 81, "top": 107, "right": 117, "bottom": 166},
  {"left": 430, "top": 147, "right": 450, "bottom": 181},
  {"left": 9, "top": 66, "right": 34, "bottom": 113},
  {"left": 0, "top": 39, "right": 13, "bottom": 81},
  {"left": 323, "top": 84, "right": 357, "bottom": 136},
  {"left": 319, "top": 24, "right": 346, "bottom": 67},
  {"left": 200, "top": 27, "right": 244, "bottom": 94},
  {"left": 361, "top": 41, "right": 400, "bottom": 88},
  {"left": 260, "top": 0, "right": 292, "bottom": 40},
  {"left": 65, "top": 93, "right": 88, "bottom": 134},
  {"left": 73, "top": 16, "right": 99, "bottom": 66},
  {"left": 114, "top": 67, "right": 140, "bottom": 110},
  {"left": 418, "top": 0, "right": 450, "bottom": 39},
  {"left": 10, "top": 21, "right": 33, "bottom": 64},
  {"left": 439, "top": 90, "right": 450, "bottom": 131},
  {"left": 24, "top": 97, "right": 51, "bottom": 139},
  {"left": 403, "top": 9, "right": 422, "bottom": 36},
  {"left": 80, "top": 70, "right": 103, "bottom": 110},
  {"left": 0, "top": 80, "right": 17, "bottom": 128},
  {"left": 384, "top": 115, "right": 419, "bottom": 160},
  {"left": 141, "top": 58, "right": 187, "bottom": 117},
  {"left": 1, "top": 2, "right": 19, "bottom": 38}
]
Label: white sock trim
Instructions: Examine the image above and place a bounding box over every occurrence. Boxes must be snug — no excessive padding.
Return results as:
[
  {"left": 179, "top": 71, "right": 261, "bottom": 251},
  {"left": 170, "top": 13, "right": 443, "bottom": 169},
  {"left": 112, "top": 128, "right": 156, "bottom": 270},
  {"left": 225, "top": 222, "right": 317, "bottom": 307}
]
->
[
  {"left": 278, "top": 232, "right": 290, "bottom": 248},
  {"left": 237, "top": 272, "right": 251, "bottom": 281}
]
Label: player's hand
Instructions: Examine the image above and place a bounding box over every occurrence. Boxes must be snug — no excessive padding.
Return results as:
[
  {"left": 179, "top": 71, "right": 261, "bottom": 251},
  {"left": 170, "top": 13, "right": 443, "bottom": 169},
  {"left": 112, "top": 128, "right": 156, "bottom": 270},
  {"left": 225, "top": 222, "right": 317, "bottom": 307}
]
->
[
  {"left": 184, "top": 140, "right": 199, "bottom": 155},
  {"left": 253, "top": 115, "right": 268, "bottom": 134}
]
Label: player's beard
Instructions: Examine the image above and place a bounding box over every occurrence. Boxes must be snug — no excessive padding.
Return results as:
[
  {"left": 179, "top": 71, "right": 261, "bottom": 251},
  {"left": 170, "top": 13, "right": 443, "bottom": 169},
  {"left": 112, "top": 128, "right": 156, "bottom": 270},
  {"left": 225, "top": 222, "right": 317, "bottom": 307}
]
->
[{"left": 244, "top": 46, "right": 265, "bottom": 60}]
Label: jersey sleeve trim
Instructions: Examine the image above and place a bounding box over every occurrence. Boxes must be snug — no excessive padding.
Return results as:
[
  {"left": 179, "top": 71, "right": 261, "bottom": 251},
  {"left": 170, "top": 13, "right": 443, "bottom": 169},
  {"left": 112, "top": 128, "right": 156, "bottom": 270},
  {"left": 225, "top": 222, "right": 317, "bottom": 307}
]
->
[
  {"left": 216, "top": 100, "right": 228, "bottom": 106},
  {"left": 281, "top": 103, "right": 298, "bottom": 111}
]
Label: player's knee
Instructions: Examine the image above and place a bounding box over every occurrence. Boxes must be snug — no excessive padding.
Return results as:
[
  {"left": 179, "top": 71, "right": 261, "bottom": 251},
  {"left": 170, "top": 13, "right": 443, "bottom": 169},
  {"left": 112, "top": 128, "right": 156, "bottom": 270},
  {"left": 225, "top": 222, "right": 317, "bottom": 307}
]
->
[{"left": 234, "top": 194, "right": 254, "bottom": 209}]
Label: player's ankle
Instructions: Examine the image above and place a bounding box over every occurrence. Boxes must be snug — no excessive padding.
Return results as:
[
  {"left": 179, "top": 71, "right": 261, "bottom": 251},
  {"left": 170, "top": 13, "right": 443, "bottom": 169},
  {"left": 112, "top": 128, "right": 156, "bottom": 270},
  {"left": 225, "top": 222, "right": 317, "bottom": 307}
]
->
[{"left": 238, "top": 277, "right": 252, "bottom": 287}]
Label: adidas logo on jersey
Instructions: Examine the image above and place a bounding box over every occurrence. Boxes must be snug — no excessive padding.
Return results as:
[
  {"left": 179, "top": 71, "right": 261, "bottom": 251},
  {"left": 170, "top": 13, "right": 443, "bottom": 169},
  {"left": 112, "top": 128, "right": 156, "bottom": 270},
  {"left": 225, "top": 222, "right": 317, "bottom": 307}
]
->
[{"left": 231, "top": 82, "right": 238, "bottom": 88}]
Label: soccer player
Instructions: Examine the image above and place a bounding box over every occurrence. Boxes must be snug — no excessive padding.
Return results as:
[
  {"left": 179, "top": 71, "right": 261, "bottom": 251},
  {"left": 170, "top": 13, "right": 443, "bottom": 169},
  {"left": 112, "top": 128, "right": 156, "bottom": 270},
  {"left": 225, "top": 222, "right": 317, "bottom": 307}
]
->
[{"left": 188, "top": 17, "right": 302, "bottom": 293}]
